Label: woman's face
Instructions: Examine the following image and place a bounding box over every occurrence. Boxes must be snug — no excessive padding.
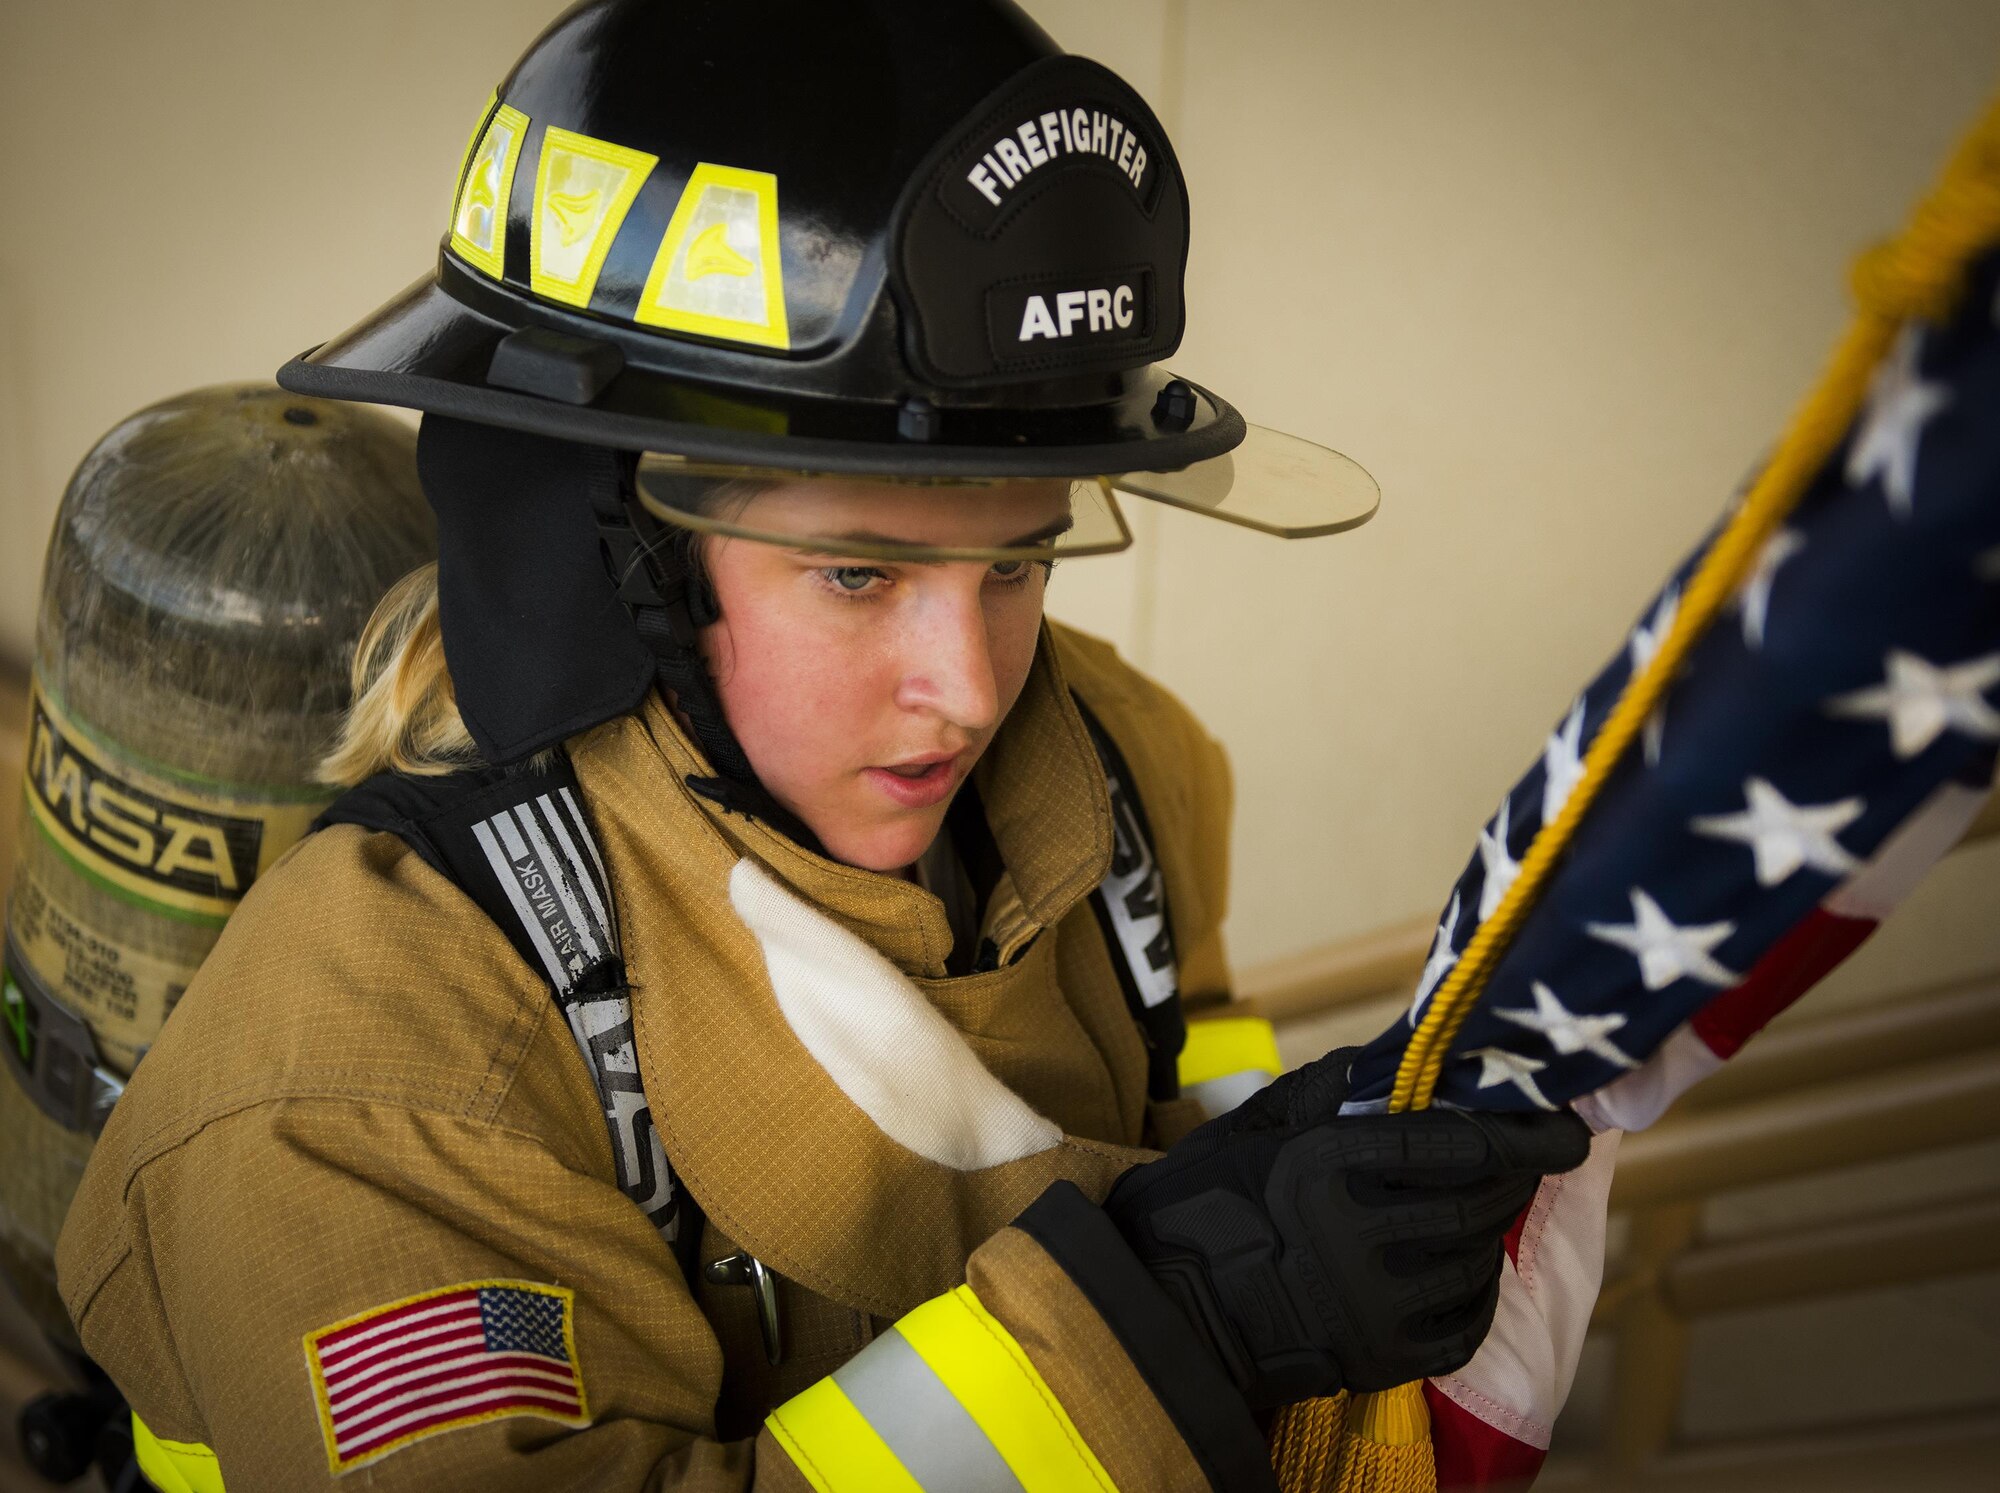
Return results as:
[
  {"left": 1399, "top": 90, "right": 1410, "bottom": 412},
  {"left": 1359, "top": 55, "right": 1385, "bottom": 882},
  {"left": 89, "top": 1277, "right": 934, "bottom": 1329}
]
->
[{"left": 696, "top": 478, "right": 1069, "bottom": 872}]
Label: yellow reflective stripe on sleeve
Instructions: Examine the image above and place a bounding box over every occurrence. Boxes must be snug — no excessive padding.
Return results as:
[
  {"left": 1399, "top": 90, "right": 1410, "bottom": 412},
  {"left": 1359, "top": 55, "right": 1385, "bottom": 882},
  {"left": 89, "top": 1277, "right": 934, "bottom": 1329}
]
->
[
  {"left": 1178, "top": 1015, "right": 1283, "bottom": 1087},
  {"left": 766, "top": 1376, "right": 925, "bottom": 1493},
  {"left": 895, "top": 1286, "right": 1116, "bottom": 1493},
  {"left": 132, "top": 1414, "right": 226, "bottom": 1493},
  {"left": 769, "top": 1285, "right": 1117, "bottom": 1492}
]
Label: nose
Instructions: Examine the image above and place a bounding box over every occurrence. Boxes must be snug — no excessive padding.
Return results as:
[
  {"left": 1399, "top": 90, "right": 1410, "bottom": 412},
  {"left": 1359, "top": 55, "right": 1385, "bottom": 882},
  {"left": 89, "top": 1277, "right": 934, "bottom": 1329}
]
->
[{"left": 894, "top": 581, "right": 1000, "bottom": 733}]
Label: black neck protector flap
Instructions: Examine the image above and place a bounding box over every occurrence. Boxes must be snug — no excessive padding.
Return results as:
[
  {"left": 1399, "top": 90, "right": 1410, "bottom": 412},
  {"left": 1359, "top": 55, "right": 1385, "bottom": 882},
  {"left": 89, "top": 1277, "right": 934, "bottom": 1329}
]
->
[
  {"left": 416, "top": 416, "right": 819, "bottom": 852},
  {"left": 418, "top": 415, "right": 658, "bottom": 765}
]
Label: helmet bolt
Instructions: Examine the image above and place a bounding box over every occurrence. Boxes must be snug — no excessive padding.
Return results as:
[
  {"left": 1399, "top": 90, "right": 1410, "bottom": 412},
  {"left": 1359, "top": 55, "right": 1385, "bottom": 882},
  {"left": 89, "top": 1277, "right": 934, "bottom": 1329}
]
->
[
  {"left": 1152, "top": 379, "right": 1198, "bottom": 432},
  {"left": 897, "top": 397, "right": 940, "bottom": 443}
]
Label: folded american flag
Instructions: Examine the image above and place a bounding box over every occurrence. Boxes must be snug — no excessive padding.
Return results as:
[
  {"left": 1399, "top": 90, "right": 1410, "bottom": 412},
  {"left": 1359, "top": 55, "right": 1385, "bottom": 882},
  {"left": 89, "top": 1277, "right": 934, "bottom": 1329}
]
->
[
  {"left": 304, "top": 1279, "right": 590, "bottom": 1473},
  {"left": 1329, "top": 214, "right": 2000, "bottom": 1488}
]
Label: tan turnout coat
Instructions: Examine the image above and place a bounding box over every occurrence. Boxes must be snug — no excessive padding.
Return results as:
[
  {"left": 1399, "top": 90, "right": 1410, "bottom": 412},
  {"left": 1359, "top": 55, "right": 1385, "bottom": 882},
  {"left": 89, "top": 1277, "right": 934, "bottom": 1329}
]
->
[{"left": 58, "top": 622, "right": 1237, "bottom": 1489}]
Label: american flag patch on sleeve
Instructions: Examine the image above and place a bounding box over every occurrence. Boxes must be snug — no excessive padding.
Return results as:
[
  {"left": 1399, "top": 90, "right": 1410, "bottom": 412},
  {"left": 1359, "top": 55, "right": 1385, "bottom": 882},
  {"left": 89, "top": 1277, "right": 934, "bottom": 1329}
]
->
[{"left": 303, "top": 1279, "right": 590, "bottom": 1473}]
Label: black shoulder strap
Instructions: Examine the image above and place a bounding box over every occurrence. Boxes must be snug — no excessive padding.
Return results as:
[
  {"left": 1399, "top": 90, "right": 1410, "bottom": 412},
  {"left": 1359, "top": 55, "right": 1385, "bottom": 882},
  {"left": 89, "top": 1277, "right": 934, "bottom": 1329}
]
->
[
  {"left": 1074, "top": 696, "right": 1187, "bottom": 1102},
  {"left": 319, "top": 759, "right": 700, "bottom": 1280}
]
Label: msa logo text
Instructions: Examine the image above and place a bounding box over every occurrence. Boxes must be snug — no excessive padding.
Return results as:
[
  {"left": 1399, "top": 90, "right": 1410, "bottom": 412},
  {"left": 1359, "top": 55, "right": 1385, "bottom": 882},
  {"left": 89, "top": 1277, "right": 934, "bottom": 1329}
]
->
[
  {"left": 27, "top": 702, "right": 262, "bottom": 901},
  {"left": 1018, "top": 283, "right": 1137, "bottom": 342}
]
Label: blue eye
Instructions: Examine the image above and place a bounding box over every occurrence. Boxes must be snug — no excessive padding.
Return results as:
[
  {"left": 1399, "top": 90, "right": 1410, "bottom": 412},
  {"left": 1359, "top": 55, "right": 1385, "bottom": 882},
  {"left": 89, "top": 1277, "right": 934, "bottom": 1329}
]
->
[
  {"left": 822, "top": 566, "right": 884, "bottom": 593},
  {"left": 989, "top": 560, "right": 1027, "bottom": 579}
]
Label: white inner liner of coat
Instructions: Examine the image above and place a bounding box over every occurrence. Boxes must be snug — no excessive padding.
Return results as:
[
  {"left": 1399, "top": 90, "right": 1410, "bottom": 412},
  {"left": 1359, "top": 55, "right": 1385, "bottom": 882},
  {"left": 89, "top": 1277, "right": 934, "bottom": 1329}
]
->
[{"left": 729, "top": 857, "right": 1063, "bottom": 1169}]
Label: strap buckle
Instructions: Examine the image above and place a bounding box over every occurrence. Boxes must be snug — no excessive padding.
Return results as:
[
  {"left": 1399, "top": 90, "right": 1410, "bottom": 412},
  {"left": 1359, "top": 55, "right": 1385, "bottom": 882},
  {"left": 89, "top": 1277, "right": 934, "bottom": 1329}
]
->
[{"left": 704, "top": 1250, "right": 785, "bottom": 1366}]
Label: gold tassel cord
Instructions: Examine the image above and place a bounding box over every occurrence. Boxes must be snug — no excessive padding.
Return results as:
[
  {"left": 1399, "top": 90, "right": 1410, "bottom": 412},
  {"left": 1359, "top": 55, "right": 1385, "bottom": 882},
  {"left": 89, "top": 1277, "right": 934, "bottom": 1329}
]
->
[
  {"left": 1272, "top": 87, "right": 2000, "bottom": 1493},
  {"left": 1268, "top": 1390, "right": 1348, "bottom": 1491},
  {"left": 1331, "top": 1382, "right": 1435, "bottom": 1493},
  {"left": 1273, "top": 1385, "right": 1432, "bottom": 1493}
]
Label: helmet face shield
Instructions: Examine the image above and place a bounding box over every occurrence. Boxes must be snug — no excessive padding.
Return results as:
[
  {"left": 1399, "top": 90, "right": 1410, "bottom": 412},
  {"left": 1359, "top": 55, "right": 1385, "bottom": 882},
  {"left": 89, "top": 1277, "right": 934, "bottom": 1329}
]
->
[
  {"left": 1110, "top": 424, "right": 1380, "bottom": 539},
  {"left": 635, "top": 459, "right": 1131, "bottom": 563},
  {"left": 635, "top": 417, "right": 1377, "bottom": 564}
]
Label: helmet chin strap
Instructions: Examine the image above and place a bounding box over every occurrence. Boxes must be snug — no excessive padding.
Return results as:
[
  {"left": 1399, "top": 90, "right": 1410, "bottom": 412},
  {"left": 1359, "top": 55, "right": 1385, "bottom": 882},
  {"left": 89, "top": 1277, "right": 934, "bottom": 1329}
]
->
[
  {"left": 588, "top": 452, "right": 828, "bottom": 855},
  {"left": 588, "top": 457, "right": 749, "bottom": 780}
]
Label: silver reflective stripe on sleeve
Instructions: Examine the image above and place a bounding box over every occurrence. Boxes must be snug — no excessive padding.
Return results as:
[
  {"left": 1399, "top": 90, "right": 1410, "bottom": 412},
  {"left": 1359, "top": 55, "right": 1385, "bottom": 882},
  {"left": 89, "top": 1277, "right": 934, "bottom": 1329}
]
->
[
  {"left": 1186, "top": 1068, "right": 1275, "bottom": 1120},
  {"left": 832, "top": 1330, "right": 1026, "bottom": 1493},
  {"left": 769, "top": 1284, "right": 1118, "bottom": 1490}
]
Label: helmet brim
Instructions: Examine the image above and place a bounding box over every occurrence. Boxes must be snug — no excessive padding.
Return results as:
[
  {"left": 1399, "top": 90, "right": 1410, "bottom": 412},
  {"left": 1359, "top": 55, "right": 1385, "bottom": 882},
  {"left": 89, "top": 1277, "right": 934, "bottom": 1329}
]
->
[
  {"left": 278, "top": 263, "right": 1380, "bottom": 538},
  {"left": 278, "top": 270, "right": 1241, "bottom": 479}
]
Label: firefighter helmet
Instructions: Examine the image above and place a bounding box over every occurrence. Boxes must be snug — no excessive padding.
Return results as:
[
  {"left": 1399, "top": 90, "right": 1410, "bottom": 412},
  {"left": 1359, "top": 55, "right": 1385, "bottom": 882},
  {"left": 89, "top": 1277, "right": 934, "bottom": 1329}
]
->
[{"left": 278, "top": 0, "right": 1377, "bottom": 536}]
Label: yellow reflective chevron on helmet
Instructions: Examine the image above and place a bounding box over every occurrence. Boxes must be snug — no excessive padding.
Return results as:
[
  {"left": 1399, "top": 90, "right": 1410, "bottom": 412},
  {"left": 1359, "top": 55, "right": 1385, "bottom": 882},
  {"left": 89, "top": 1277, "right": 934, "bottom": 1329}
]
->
[
  {"left": 687, "top": 221, "right": 754, "bottom": 280},
  {"left": 639, "top": 162, "right": 790, "bottom": 350},
  {"left": 451, "top": 101, "right": 529, "bottom": 281},
  {"left": 451, "top": 93, "right": 495, "bottom": 221},
  {"left": 530, "top": 126, "right": 657, "bottom": 308}
]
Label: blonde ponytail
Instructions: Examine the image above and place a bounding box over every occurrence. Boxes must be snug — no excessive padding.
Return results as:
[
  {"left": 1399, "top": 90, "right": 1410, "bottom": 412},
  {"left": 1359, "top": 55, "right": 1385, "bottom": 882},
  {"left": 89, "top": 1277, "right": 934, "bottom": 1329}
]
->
[{"left": 317, "top": 563, "right": 483, "bottom": 786}]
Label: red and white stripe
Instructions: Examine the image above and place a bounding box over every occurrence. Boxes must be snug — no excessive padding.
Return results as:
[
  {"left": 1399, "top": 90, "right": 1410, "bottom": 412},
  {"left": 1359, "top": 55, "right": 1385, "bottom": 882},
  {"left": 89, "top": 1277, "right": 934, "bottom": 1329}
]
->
[
  {"left": 1428, "top": 777, "right": 1988, "bottom": 1489},
  {"left": 310, "top": 1287, "right": 584, "bottom": 1469},
  {"left": 1427, "top": 1129, "right": 1620, "bottom": 1490},
  {"left": 1575, "top": 777, "right": 1985, "bottom": 1135}
]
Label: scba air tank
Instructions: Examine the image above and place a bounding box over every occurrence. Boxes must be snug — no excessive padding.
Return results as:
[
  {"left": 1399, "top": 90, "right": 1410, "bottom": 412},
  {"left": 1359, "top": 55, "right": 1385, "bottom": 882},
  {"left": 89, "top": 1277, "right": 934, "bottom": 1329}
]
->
[{"left": 0, "top": 384, "right": 434, "bottom": 1348}]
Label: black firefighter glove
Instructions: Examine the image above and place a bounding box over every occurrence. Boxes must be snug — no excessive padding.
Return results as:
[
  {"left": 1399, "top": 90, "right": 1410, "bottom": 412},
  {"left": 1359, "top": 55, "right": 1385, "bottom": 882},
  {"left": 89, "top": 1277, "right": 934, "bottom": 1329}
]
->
[
  {"left": 1043, "top": 1047, "right": 1588, "bottom": 1421},
  {"left": 1013, "top": 1052, "right": 1589, "bottom": 1488}
]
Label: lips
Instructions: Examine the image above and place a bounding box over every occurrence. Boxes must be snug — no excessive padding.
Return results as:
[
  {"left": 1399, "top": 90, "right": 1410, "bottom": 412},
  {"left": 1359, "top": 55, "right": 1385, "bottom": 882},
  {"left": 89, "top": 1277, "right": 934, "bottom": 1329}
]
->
[{"left": 863, "top": 753, "right": 962, "bottom": 809}]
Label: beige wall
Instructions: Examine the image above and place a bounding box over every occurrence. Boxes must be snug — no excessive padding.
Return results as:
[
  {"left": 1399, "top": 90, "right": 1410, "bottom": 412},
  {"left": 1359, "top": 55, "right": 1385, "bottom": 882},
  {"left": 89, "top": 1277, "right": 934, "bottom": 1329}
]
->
[{"left": 2, "top": 1, "right": 1997, "bottom": 971}]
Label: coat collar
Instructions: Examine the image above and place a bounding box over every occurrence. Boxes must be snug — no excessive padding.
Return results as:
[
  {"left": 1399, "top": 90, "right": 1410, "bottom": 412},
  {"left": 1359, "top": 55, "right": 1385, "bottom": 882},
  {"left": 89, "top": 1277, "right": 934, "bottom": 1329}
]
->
[
  {"left": 568, "top": 624, "right": 1140, "bottom": 1317},
  {"left": 625, "top": 622, "right": 1113, "bottom": 976}
]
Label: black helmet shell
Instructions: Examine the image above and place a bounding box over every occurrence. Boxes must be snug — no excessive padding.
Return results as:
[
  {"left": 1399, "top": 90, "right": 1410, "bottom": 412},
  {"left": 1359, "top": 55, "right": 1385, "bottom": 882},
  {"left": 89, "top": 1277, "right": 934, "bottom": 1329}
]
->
[{"left": 280, "top": 0, "right": 1240, "bottom": 475}]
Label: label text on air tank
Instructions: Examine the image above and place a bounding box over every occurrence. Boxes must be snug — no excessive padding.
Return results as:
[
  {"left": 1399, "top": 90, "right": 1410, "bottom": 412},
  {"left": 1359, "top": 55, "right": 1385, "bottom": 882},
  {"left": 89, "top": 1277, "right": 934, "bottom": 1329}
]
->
[{"left": 25, "top": 699, "right": 263, "bottom": 904}]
